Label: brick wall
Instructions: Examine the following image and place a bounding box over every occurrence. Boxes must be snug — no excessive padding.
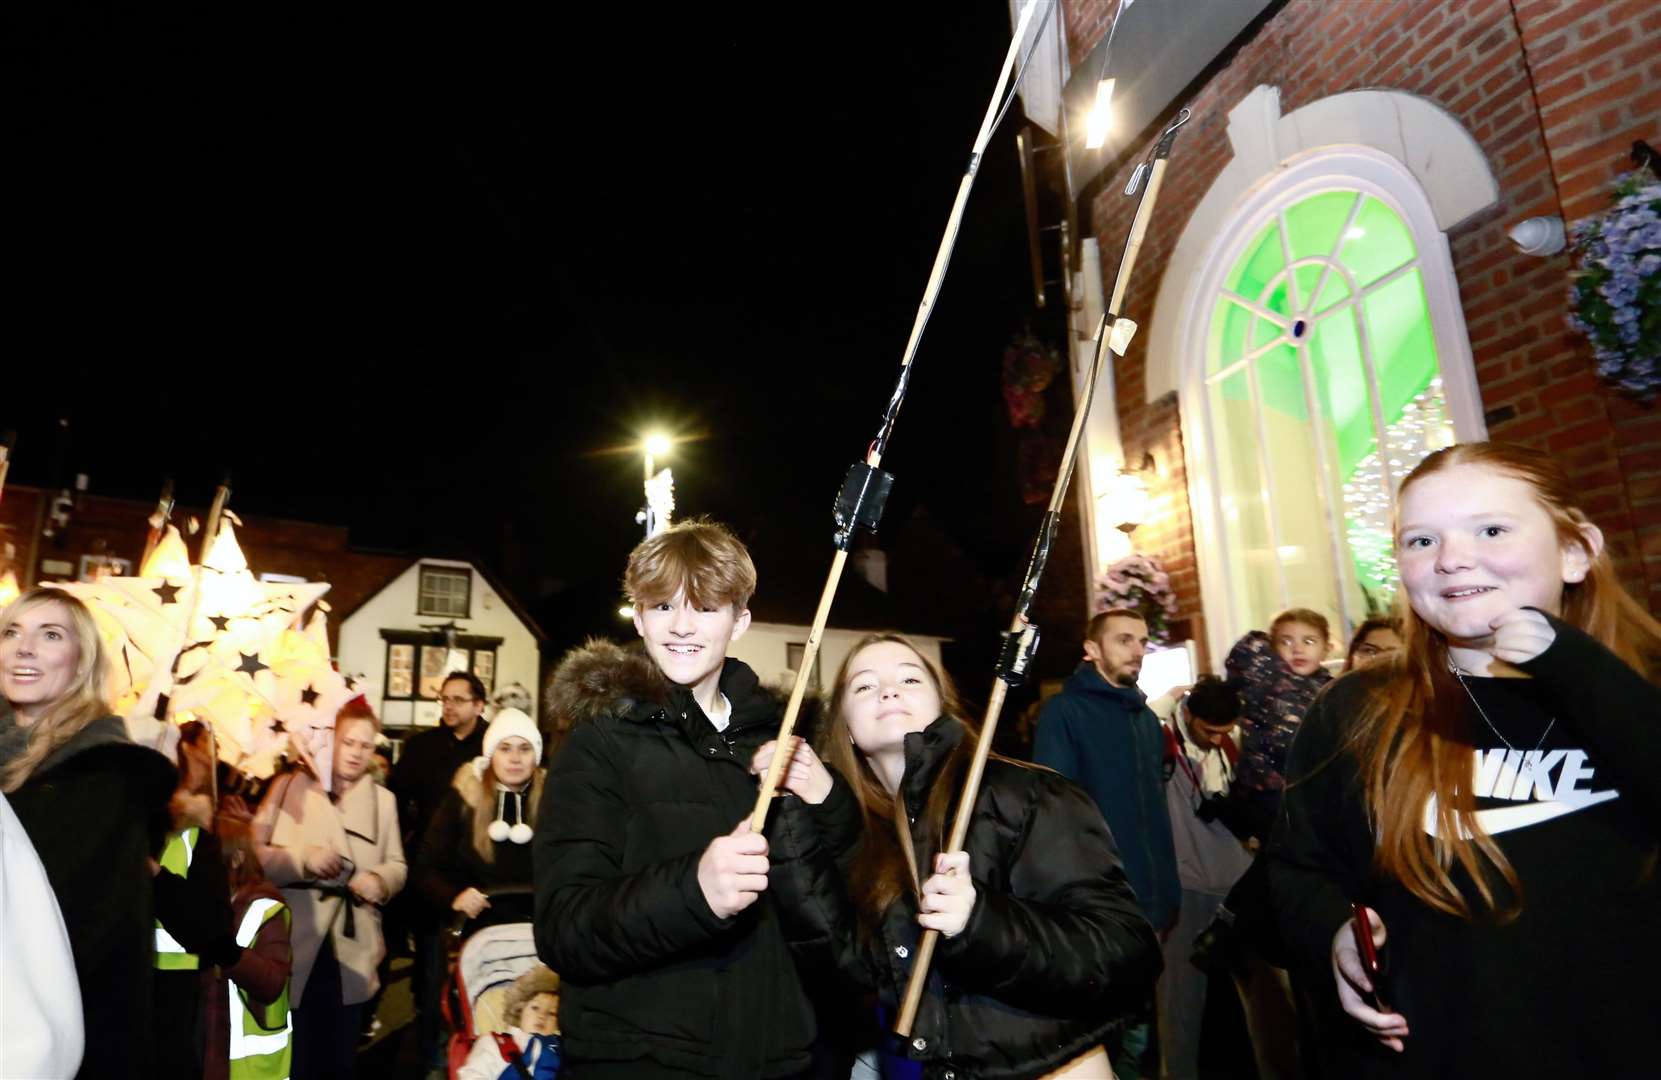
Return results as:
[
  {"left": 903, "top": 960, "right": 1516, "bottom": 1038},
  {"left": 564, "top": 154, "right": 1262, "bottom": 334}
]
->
[
  {"left": 1063, "top": 0, "right": 1118, "bottom": 68},
  {"left": 1065, "top": 0, "right": 1661, "bottom": 649},
  {"left": 1510, "top": 0, "right": 1661, "bottom": 610}
]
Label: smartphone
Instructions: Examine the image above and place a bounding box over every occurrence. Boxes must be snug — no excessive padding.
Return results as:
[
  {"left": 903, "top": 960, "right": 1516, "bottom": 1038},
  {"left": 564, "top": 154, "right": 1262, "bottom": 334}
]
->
[{"left": 1351, "top": 903, "right": 1386, "bottom": 1010}]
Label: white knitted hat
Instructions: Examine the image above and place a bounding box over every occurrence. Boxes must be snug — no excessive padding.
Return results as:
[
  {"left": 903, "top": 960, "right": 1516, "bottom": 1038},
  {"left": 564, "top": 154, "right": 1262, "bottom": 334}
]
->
[
  {"left": 473, "top": 707, "right": 543, "bottom": 845},
  {"left": 479, "top": 707, "right": 543, "bottom": 765}
]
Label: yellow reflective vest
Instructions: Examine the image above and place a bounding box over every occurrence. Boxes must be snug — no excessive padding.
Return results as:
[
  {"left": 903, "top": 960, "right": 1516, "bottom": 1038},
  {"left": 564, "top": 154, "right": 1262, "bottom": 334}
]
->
[
  {"left": 154, "top": 827, "right": 201, "bottom": 971},
  {"left": 227, "top": 897, "right": 292, "bottom": 1080}
]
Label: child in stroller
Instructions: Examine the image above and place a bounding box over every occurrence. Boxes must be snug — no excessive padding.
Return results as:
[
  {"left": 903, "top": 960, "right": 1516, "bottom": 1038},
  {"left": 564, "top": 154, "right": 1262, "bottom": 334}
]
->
[{"left": 447, "top": 920, "right": 560, "bottom": 1079}]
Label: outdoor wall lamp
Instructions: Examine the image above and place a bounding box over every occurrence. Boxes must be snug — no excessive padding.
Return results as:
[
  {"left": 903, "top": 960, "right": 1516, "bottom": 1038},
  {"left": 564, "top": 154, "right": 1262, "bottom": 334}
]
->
[
  {"left": 1099, "top": 450, "right": 1157, "bottom": 533},
  {"left": 1508, "top": 215, "right": 1565, "bottom": 257}
]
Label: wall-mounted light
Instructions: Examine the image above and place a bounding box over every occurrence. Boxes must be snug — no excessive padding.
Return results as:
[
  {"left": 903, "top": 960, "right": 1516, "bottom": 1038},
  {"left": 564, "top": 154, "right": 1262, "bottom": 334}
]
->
[
  {"left": 1081, "top": 0, "right": 1133, "bottom": 150},
  {"left": 1508, "top": 216, "right": 1565, "bottom": 256},
  {"left": 1098, "top": 450, "right": 1158, "bottom": 533},
  {"left": 1085, "top": 78, "right": 1116, "bottom": 150}
]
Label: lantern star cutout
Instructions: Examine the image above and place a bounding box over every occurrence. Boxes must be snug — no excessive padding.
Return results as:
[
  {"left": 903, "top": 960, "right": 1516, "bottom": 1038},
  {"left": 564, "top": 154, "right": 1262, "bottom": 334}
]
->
[
  {"left": 236, "top": 652, "right": 270, "bottom": 676},
  {"left": 209, "top": 615, "right": 231, "bottom": 632},
  {"left": 300, "top": 685, "right": 320, "bottom": 707},
  {"left": 152, "top": 581, "right": 183, "bottom": 606}
]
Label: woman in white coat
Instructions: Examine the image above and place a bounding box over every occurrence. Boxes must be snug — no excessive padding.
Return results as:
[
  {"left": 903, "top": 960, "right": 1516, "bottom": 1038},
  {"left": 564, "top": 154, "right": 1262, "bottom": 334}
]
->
[
  {"left": 1, "top": 790, "right": 84, "bottom": 1078},
  {"left": 254, "top": 697, "right": 406, "bottom": 1078}
]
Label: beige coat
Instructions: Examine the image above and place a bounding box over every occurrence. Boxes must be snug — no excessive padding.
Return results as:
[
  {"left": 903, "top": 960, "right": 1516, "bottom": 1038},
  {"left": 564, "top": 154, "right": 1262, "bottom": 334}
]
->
[{"left": 252, "top": 770, "right": 407, "bottom": 1005}]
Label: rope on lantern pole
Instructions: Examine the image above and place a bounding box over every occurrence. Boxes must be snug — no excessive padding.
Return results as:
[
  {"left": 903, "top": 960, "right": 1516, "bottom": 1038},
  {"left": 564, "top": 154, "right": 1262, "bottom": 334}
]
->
[{"left": 893, "top": 106, "right": 1191, "bottom": 1038}]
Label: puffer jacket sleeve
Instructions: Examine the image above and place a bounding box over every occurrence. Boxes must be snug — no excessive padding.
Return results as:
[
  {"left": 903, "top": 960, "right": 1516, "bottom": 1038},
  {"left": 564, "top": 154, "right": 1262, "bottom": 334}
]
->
[
  {"left": 226, "top": 899, "right": 293, "bottom": 1007},
  {"left": 767, "top": 770, "right": 880, "bottom": 993},
  {"left": 1225, "top": 630, "right": 1278, "bottom": 700},
  {"left": 936, "top": 768, "right": 1161, "bottom": 1015},
  {"left": 533, "top": 721, "right": 731, "bottom": 982}
]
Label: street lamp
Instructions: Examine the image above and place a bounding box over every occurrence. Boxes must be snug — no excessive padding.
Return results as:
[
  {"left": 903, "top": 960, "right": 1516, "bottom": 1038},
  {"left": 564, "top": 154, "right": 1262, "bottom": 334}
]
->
[{"left": 637, "top": 433, "right": 676, "bottom": 538}]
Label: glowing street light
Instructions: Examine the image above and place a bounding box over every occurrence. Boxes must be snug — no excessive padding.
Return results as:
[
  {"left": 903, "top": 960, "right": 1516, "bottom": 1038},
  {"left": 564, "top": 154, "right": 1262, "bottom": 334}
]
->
[{"left": 637, "top": 433, "right": 676, "bottom": 539}]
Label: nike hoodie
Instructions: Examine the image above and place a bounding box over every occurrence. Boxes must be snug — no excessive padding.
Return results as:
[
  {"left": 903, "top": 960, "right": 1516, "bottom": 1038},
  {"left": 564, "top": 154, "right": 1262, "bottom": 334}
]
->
[{"left": 1268, "top": 612, "right": 1661, "bottom": 1078}]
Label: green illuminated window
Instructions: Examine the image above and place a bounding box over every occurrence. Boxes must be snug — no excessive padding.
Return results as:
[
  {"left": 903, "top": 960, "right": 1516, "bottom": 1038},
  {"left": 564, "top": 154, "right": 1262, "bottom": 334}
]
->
[{"left": 1203, "top": 191, "right": 1456, "bottom": 635}]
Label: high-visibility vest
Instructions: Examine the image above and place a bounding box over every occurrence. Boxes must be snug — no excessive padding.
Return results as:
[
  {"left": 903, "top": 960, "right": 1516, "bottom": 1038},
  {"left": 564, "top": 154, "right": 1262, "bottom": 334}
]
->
[
  {"left": 154, "top": 827, "right": 201, "bottom": 970},
  {"left": 227, "top": 897, "right": 292, "bottom": 1080}
]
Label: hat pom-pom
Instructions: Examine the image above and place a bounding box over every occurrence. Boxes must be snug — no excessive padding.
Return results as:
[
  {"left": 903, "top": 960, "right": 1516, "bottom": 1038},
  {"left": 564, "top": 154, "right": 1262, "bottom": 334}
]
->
[
  {"left": 509, "top": 822, "right": 533, "bottom": 845},
  {"left": 487, "top": 818, "right": 511, "bottom": 842}
]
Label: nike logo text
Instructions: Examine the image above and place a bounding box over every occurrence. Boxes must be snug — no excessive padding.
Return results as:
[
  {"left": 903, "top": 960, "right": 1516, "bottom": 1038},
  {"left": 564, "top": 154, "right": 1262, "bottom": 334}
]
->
[{"left": 1423, "top": 748, "right": 1620, "bottom": 838}]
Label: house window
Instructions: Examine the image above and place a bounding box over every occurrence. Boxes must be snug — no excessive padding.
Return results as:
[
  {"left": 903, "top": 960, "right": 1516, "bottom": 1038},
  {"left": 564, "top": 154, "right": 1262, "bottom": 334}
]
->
[
  {"left": 417, "top": 565, "right": 471, "bottom": 617},
  {"left": 786, "top": 643, "right": 821, "bottom": 692},
  {"left": 1191, "top": 154, "right": 1483, "bottom": 645},
  {"left": 387, "top": 643, "right": 415, "bottom": 698},
  {"left": 385, "top": 642, "right": 499, "bottom": 702}
]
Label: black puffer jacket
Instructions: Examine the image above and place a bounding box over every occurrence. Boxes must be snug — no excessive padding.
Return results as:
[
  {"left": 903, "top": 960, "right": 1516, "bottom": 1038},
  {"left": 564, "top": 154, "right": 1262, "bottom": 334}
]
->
[
  {"left": 770, "top": 716, "right": 1162, "bottom": 1080},
  {"left": 533, "top": 639, "right": 821, "bottom": 1078},
  {"left": 416, "top": 762, "right": 542, "bottom": 926}
]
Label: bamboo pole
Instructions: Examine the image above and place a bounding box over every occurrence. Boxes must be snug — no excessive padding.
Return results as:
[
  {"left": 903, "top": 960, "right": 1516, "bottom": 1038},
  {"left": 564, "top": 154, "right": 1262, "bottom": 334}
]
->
[
  {"left": 140, "top": 478, "right": 176, "bottom": 572},
  {"left": 750, "top": 0, "right": 1051, "bottom": 828},
  {"left": 200, "top": 479, "right": 232, "bottom": 563},
  {"left": 0, "top": 430, "right": 14, "bottom": 504},
  {"left": 894, "top": 110, "right": 1189, "bottom": 1036}
]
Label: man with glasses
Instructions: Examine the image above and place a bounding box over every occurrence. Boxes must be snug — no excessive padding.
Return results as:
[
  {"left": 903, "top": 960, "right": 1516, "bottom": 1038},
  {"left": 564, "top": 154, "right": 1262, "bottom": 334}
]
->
[{"left": 389, "top": 671, "right": 489, "bottom": 1074}]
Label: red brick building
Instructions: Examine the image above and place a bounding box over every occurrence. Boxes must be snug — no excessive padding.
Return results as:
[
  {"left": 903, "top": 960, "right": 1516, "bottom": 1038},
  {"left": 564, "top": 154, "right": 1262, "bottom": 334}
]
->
[{"left": 1032, "top": 0, "right": 1661, "bottom": 666}]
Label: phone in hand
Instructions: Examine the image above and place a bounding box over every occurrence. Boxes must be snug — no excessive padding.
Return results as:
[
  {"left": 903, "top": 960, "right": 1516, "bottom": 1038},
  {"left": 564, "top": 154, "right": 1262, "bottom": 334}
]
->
[{"left": 1351, "top": 903, "right": 1387, "bottom": 1010}]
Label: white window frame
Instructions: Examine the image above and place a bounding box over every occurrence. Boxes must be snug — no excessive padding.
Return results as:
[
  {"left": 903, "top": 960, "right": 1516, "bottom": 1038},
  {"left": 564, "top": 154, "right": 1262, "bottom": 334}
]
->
[
  {"left": 1179, "top": 146, "right": 1487, "bottom": 664},
  {"left": 416, "top": 564, "right": 472, "bottom": 618}
]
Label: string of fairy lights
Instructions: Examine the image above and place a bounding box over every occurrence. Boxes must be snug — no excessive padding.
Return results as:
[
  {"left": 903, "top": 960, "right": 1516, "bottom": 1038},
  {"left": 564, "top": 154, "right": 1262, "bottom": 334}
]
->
[{"left": 1339, "top": 378, "right": 1455, "bottom": 601}]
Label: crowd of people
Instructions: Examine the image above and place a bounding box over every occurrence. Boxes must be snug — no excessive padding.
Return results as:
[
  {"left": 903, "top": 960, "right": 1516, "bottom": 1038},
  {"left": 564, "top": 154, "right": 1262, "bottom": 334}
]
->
[{"left": 2, "top": 440, "right": 1657, "bottom": 1080}]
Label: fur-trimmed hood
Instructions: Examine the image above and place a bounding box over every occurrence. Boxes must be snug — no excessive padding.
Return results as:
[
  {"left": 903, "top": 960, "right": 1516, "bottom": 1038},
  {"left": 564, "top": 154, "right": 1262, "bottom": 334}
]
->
[
  {"left": 544, "top": 638, "right": 673, "bottom": 739},
  {"left": 543, "top": 637, "right": 818, "bottom": 751}
]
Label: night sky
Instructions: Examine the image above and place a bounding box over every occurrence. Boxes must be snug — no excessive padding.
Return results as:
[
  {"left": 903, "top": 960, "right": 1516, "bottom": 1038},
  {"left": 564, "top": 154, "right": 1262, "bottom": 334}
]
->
[{"left": 4, "top": 5, "right": 1072, "bottom": 653}]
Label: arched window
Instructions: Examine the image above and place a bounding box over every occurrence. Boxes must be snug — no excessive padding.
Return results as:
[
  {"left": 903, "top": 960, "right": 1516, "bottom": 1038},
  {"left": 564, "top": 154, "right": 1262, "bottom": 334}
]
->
[{"left": 1186, "top": 147, "right": 1485, "bottom": 644}]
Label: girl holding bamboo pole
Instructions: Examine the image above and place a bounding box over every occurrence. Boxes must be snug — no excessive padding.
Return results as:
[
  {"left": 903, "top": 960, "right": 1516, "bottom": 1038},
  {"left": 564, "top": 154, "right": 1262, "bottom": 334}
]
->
[{"left": 754, "top": 633, "right": 1161, "bottom": 1080}]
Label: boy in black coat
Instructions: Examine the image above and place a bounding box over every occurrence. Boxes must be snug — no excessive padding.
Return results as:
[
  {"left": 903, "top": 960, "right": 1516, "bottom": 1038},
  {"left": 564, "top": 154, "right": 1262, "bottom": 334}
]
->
[{"left": 534, "top": 520, "right": 816, "bottom": 1079}]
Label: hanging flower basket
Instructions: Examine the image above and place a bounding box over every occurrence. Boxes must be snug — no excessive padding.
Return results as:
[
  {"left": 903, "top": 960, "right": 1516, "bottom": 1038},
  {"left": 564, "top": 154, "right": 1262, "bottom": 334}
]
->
[
  {"left": 1567, "top": 175, "right": 1661, "bottom": 398},
  {"left": 1093, "top": 553, "right": 1179, "bottom": 644},
  {"left": 1001, "top": 332, "right": 1062, "bottom": 429}
]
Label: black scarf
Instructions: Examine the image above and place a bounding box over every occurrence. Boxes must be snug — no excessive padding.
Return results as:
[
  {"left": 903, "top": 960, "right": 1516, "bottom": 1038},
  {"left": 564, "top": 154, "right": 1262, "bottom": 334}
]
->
[{"left": 0, "top": 705, "right": 29, "bottom": 770}]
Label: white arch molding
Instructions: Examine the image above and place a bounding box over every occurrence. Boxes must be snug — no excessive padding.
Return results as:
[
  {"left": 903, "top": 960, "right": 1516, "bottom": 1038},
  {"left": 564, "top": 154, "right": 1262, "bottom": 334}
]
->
[{"left": 1145, "top": 86, "right": 1500, "bottom": 663}]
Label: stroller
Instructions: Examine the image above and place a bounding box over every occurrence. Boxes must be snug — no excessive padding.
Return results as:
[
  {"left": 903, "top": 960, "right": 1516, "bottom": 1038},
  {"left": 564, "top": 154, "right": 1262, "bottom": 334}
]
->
[{"left": 443, "top": 886, "right": 545, "bottom": 1079}]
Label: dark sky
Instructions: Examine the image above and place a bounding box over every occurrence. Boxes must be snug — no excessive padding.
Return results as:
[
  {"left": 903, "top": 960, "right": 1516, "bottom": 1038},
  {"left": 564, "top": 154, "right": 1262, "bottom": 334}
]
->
[{"left": 4, "top": 4, "right": 1066, "bottom": 648}]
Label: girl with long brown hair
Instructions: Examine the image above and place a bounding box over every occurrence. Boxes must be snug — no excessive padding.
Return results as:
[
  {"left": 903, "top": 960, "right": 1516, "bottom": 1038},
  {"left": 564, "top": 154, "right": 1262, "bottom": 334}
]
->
[
  {"left": 755, "top": 632, "right": 1160, "bottom": 1080},
  {"left": 1270, "top": 442, "right": 1661, "bottom": 1076}
]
